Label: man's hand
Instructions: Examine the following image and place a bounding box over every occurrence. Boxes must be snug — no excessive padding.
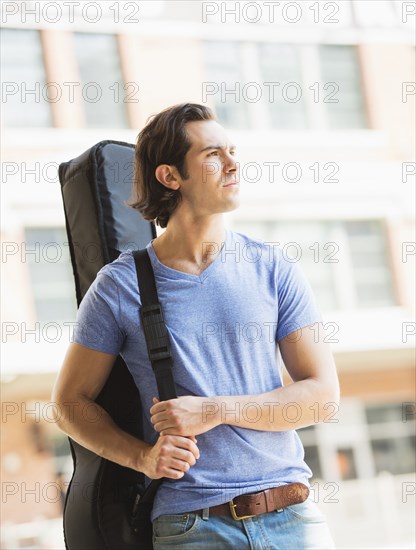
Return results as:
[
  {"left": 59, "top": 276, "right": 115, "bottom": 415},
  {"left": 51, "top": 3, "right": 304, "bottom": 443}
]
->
[
  {"left": 150, "top": 396, "right": 221, "bottom": 437},
  {"left": 142, "top": 434, "right": 200, "bottom": 480}
]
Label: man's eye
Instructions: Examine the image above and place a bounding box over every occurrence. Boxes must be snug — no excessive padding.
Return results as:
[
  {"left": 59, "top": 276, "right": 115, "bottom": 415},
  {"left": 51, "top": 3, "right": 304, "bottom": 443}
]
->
[
  {"left": 230, "top": 150, "right": 236, "bottom": 156},
  {"left": 209, "top": 151, "right": 219, "bottom": 156}
]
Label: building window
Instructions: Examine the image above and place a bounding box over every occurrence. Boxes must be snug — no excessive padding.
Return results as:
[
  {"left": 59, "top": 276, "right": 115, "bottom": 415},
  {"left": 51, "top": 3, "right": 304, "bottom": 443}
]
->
[
  {"left": 231, "top": 219, "right": 395, "bottom": 310},
  {"left": 258, "top": 43, "right": 307, "bottom": 129},
  {"left": 319, "top": 45, "right": 367, "bottom": 129},
  {"left": 0, "top": 29, "right": 52, "bottom": 127},
  {"left": 346, "top": 220, "right": 395, "bottom": 307},
  {"left": 203, "top": 41, "right": 250, "bottom": 129},
  {"left": 73, "top": 33, "right": 128, "bottom": 128},
  {"left": 24, "top": 227, "right": 77, "bottom": 323},
  {"left": 299, "top": 400, "right": 415, "bottom": 483},
  {"left": 203, "top": 42, "right": 367, "bottom": 130},
  {"left": 366, "top": 404, "right": 416, "bottom": 476},
  {"left": 298, "top": 425, "right": 323, "bottom": 480}
]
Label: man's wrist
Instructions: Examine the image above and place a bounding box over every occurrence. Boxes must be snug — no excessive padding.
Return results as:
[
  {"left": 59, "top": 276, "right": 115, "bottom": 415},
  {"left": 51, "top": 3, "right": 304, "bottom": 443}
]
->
[
  {"left": 202, "top": 396, "right": 224, "bottom": 429},
  {"left": 129, "top": 439, "right": 152, "bottom": 474}
]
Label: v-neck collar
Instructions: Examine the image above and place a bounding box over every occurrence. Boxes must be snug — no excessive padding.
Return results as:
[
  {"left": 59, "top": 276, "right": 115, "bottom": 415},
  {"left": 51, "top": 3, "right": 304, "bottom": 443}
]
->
[{"left": 146, "top": 229, "right": 231, "bottom": 284}]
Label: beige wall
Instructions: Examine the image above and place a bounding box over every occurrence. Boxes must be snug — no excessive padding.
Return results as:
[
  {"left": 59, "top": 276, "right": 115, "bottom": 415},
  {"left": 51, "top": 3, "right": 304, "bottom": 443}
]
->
[
  {"left": 41, "top": 30, "right": 85, "bottom": 128},
  {"left": 360, "top": 43, "right": 416, "bottom": 159},
  {"left": 132, "top": 37, "right": 206, "bottom": 127}
]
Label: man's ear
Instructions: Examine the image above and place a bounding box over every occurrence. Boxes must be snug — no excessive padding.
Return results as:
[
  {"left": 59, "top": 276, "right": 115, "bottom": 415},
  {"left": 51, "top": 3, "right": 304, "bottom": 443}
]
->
[{"left": 155, "top": 164, "right": 180, "bottom": 191}]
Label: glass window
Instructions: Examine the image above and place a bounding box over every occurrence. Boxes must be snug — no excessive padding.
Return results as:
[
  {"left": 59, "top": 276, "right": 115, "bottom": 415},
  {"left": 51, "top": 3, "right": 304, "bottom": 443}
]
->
[
  {"left": 371, "top": 437, "right": 416, "bottom": 475},
  {"left": 203, "top": 42, "right": 367, "bottom": 130},
  {"left": 49, "top": 429, "right": 72, "bottom": 476},
  {"left": 303, "top": 445, "right": 323, "bottom": 479},
  {"left": 258, "top": 43, "right": 307, "bottom": 129},
  {"left": 319, "top": 45, "right": 367, "bottom": 129},
  {"left": 24, "top": 227, "right": 77, "bottom": 323},
  {"left": 366, "top": 404, "right": 406, "bottom": 424},
  {"left": 366, "top": 403, "right": 416, "bottom": 476},
  {"left": 203, "top": 42, "right": 249, "bottom": 129},
  {"left": 0, "top": 29, "right": 52, "bottom": 127},
  {"left": 298, "top": 426, "right": 322, "bottom": 479},
  {"left": 346, "top": 220, "right": 395, "bottom": 307},
  {"left": 271, "top": 220, "right": 338, "bottom": 311},
  {"left": 73, "top": 33, "right": 128, "bottom": 128}
]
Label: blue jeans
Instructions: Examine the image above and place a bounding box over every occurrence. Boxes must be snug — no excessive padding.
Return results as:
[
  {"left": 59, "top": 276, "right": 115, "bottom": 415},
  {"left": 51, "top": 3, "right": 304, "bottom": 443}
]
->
[{"left": 152, "top": 497, "right": 336, "bottom": 549}]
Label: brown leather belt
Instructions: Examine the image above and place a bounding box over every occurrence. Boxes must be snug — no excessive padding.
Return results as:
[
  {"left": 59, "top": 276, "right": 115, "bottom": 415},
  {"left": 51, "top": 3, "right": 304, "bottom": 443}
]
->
[{"left": 193, "top": 482, "right": 310, "bottom": 520}]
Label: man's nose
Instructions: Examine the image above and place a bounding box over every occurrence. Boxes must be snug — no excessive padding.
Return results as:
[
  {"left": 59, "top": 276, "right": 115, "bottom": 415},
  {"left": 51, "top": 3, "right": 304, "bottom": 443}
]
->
[{"left": 223, "top": 154, "right": 238, "bottom": 173}]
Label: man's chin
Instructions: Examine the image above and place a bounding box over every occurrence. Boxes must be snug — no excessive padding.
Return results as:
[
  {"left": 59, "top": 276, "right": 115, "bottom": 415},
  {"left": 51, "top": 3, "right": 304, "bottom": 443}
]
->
[{"left": 222, "top": 197, "right": 241, "bottom": 213}]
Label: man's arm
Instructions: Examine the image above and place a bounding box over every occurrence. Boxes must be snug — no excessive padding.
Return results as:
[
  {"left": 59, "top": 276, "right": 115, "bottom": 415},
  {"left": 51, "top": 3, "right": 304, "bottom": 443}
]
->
[
  {"left": 51, "top": 342, "right": 199, "bottom": 479},
  {"left": 150, "top": 323, "right": 340, "bottom": 435}
]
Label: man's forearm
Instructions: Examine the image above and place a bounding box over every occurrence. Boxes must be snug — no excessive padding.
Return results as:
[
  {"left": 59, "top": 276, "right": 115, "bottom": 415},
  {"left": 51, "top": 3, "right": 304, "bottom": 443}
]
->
[
  {"left": 53, "top": 395, "right": 150, "bottom": 472},
  {"left": 209, "top": 379, "right": 340, "bottom": 432},
  {"left": 150, "top": 378, "right": 340, "bottom": 436}
]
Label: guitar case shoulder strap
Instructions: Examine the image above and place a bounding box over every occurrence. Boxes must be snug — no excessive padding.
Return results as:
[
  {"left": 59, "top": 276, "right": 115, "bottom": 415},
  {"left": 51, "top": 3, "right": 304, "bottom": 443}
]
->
[
  {"left": 133, "top": 249, "right": 177, "bottom": 401},
  {"left": 131, "top": 249, "right": 177, "bottom": 533}
]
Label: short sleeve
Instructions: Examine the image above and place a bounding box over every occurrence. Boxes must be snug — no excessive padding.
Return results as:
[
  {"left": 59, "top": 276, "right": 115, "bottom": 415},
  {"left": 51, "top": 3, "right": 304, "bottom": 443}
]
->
[
  {"left": 276, "top": 251, "right": 323, "bottom": 343},
  {"left": 72, "top": 272, "right": 125, "bottom": 355}
]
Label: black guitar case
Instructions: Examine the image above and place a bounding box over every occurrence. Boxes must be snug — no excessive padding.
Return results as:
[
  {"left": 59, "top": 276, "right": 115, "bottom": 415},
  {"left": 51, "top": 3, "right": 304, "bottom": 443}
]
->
[{"left": 58, "top": 140, "right": 156, "bottom": 549}]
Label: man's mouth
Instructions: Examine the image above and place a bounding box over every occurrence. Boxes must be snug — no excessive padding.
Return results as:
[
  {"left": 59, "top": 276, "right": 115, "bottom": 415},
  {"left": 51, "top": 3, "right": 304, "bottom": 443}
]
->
[{"left": 223, "top": 181, "right": 239, "bottom": 187}]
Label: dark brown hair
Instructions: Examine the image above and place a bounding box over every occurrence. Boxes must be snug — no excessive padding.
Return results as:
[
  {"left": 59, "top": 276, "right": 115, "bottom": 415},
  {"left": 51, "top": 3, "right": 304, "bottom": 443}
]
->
[{"left": 129, "top": 103, "right": 216, "bottom": 228}]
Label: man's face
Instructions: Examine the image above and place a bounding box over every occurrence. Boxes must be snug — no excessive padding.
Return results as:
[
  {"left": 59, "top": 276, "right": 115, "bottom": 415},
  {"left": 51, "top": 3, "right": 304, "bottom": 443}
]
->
[{"left": 177, "top": 119, "right": 240, "bottom": 216}]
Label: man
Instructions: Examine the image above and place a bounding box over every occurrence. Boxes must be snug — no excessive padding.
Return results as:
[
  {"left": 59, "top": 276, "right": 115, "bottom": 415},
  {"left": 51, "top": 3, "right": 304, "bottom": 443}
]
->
[{"left": 52, "top": 103, "right": 339, "bottom": 549}]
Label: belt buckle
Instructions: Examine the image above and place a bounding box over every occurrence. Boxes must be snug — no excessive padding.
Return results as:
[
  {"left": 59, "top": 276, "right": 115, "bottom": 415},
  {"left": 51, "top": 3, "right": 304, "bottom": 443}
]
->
[{"left": 229, "top": 499, "right": 256, "bottom": 520}]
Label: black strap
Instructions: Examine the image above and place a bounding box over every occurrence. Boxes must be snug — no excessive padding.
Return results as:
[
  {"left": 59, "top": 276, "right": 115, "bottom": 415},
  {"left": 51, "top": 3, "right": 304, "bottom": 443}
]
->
[
  {"left": 130, "top": 249, "right": 178, "bottom": 526},
  {"left": 133, "top": 249, "right": 177, "bottom": 401}
]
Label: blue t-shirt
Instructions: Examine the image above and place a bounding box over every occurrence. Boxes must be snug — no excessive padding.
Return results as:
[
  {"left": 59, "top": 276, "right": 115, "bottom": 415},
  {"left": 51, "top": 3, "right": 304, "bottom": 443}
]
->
[{"left": 73, "top": 229, "right": 323, "bottom": 520}]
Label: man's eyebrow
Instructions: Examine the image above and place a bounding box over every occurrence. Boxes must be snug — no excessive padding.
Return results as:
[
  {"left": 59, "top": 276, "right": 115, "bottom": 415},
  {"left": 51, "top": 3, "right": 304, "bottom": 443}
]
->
[{"left": 199, "top": 144, "right": 236, "bottom": 153}]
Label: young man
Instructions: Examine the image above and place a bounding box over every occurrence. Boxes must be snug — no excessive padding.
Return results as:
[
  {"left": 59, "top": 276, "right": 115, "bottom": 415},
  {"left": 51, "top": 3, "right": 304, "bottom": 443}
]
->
[{"left": 52, "top": 103, "right": 339, "bottom": 549}]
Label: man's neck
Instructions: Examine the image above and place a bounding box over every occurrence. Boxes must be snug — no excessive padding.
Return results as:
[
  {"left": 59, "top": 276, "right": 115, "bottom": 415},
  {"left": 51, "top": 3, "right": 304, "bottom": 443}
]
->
[{"left": 152, "top": 216, "right": 227, "bottom": 272}]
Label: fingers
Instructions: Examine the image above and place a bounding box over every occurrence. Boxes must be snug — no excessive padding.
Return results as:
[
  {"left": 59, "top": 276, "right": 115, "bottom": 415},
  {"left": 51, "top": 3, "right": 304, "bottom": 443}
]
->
[
  {"left": 155, "top": 453, "right": 193, "bottom": 479},
  {"left": 168, "top": 434, "right": 200, "bottom": 460},
  {"left": 150, "top": 397, "right": 165, "bottom": 416},
  {"left": 152, "top": 435, "right": 200, "bottom": 480},
  {"left": 150, "top": 398, "right": 198, "bottom": 444},
  {"left": 159, "top": 433, "right": 198, "bottom": 445},
  {"left": 151, "top": 404, "right": 186, "bottom": 435},
  {"left": 174, "top": 445, "right": 198, "bottom": 466},
  {"left": 163, "top": 459, "right": 190, "bottom": 479},
  {"left": 151, "top": 415, "right": 174, "bottom": 434},
  {"left": 150, "top": 399, "right": 174, "bottom": 433}
]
